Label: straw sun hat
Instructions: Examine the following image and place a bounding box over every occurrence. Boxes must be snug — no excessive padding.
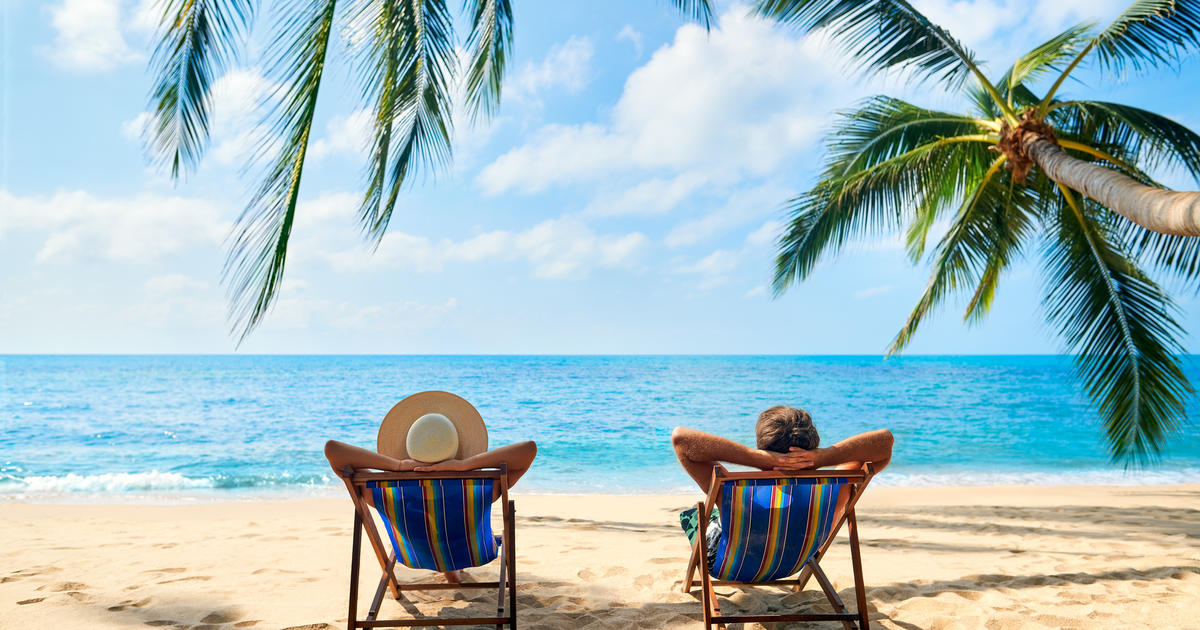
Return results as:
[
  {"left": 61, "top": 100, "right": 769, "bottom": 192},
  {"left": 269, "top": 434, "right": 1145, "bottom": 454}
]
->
[{"left": 377, "top": 391, "right": 489, "bottom": 463}]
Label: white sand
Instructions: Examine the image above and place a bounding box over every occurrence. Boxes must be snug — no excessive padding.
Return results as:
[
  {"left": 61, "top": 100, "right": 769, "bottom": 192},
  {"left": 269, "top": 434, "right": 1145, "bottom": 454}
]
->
[{"left": 2, "top": 484, "right": 1198, "bottom": 629}]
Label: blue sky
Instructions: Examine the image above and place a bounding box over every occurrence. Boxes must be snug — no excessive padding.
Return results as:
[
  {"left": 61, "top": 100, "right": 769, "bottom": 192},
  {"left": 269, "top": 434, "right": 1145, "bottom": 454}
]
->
[{"left": 3, "top": 0, "right": 1200, "bottom": 354}]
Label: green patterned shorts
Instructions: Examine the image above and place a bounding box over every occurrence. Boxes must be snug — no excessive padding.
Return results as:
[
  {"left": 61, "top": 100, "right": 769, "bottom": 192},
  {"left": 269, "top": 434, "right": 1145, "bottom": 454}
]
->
[{"left": 680, "top": 506, "right": 721, "bottom": 569}]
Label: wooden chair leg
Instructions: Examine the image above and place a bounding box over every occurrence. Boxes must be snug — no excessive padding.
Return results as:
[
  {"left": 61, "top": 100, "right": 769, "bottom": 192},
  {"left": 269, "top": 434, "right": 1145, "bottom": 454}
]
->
[
  {"left": 696, "top": 501, "right": 727, "bottom": 630},
  {"left": 847, "top": 508, "right": 870, "bottom": 630},
  {"left": 366, "top": 557, "right": 393, "bottom": 622},
  {"left": 809, "top": 560, "right": 855, "bottom": 630},
  {"left": 683, "top": 540, "right": 701, "bottom": 593},
  {"left": 495, "top": 538, "right": 507, "bottom": 630},
  {"left": 348, "top": 510, "right": 361, "bottom": 630},
  {"left": 507, "top": 500, "right": 517, "bottom": 630}
]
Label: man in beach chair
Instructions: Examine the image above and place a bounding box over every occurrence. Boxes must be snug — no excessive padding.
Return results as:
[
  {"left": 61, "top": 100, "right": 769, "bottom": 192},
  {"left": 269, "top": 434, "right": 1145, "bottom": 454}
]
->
[
  {"left": 671, "top": 407, "right": 892, "bottom": 629},
  {"left": 326, "top": 391, "right": 536, "bottom": 629}
]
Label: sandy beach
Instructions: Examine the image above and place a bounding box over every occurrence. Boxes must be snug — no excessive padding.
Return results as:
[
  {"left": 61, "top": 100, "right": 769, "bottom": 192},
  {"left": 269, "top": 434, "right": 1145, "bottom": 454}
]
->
[{"left": 2, "top": 484, "right": 1197, "bottom": 629}]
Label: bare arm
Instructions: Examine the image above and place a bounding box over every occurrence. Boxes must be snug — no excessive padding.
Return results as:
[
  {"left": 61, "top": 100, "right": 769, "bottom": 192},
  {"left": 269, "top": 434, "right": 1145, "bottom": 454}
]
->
[
  {"left": 413, "top": 441, "right": 538, "bottom": 488},
  {"left": 671, "top": 427, "right": 779, "bottom": 492},
  {"left": 324, "top": 440, "right": 416, "bottom": 473},
  {"left": 773, "top": 429, "right": 894, "bottom": 474}
]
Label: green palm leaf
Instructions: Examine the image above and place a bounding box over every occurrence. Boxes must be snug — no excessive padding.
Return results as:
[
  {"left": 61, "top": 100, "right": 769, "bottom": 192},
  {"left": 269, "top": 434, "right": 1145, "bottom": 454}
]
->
[
  {"left": 463, "top": 0, "right": 515, "bottom": 121},
  {"left": 774, "top": 97, "right": 996, "bottom": 291},
  {"left": 224, "top": 0, "right": 338, "bottom": 340},
  {"left": 146, "top": 0, "right": 255, "bottom": 177},
  {"left": 754, "top": 0, "right": 998, "bottom": 101},
  {"left": 889, "top": 158, "right": 1045, "bottom": 351},
  {"left": 357, "top": 0, "right": 457, "bottom": 244},
  {"left": 1093, "top": 0, "right": 1200, "bottom": 74},
  {"left": 669, "top": 0, "right": 714, "bottom": 28},
  {"left": 1042, "top": 189, "right": 1192, "bottom": 464},
  {"left": 1050, "top": 101, "right": 1200, "bottom": 181},
  {"left": 1004, "top": 23, "right": 1094, "bottom": 92}
]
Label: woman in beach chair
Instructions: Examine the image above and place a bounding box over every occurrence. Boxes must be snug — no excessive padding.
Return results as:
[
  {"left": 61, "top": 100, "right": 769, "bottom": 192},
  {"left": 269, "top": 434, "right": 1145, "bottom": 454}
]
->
[
  {"left": 325, "top": 391, "right": 536, "bottom": 629},
  {"left": 672, "top": 406, "right": 892, "bottom": 629}
]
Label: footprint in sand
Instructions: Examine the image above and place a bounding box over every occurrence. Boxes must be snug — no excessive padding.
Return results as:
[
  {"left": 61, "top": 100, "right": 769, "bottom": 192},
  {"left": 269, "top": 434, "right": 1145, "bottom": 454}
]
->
[
  {"left": 157, "top": 576, "right": 212, "bottom": 584},
  {"left": 107, "top": 597, "right": 152, "bottom": 611},
  {"left": 1, "top": 567, "right": 51, "bottom": 584},
  {"left": 201, "top": 610, "right": 240, "bottom": 624},
  {"left": 233, "top": 621, "right": 262, "bottom": 628},
  {"left": 144, "top": 567, "right": 186, "bottom": 574},
  {"left": 16, "top": 598, "right": 45, "bottom": 605},
  {"left": 38, "top": 581, "right": 89, "bottom": 592}
]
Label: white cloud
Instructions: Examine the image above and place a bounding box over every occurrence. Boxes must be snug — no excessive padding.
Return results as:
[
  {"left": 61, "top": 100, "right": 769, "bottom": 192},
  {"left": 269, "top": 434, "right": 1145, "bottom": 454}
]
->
[
  {"left": 266, "top": 296, "right": 460, "bottom": 332},
  {"left": 0, "top": 189, "right": 229, "bottom": 263},
  {"left": 743, "top": 285, "right": 767, "bottom": 299},
  {"left": 121, "top": 111, "right": 153, "bottom": 143},
  {"left": 675, "top": 249, "right": 741, "bottom": 289},
  {"left": 47, "top": 0, "right": 140, "bottom": 70},
  {"left": 127, "top": 0, "right": 162, "bottom": 33},
  {"left": 745, "top": 220, "right": 783, "bottom": 248},
  {"left": 581, "top": 172, "right": 711, "bottom": 218},
  {"left": 664, "top": 184, "right": 787, "bottom": 248},
  {"left": 144, "top": 273, "right": 210, "bottom": 293},
  {"left": 509, "top": 36, "right": 594, "bottom": 104},
  {"left": 853, "top": 284, "right": 893, "bottom": 299},
  {"left": 320, "top": 215, "right": 649, "bottom": 279},
  {"left": 310, "top": 109, "right": 373, "bottom": 162},
  {"left": 479, "top": 8, "right": 858, "bottom": 195},
  {"left": 617, "top": 25, "right": 644, "bottom": 57},
  {"left": 207, "top": 68, "right": 281, "bottom": 167}
]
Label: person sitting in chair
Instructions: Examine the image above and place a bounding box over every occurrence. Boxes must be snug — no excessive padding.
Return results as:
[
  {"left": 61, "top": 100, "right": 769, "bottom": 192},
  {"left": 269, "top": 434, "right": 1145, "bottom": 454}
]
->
[
  {"left": 671, "top": 406, "right": 892, "bottom": 562},
  {"left": 325, "top": 391, "right": 536, "bottom": 583},
  {"left": 671, "top": 405, "right": 893, "bottom": 492}
]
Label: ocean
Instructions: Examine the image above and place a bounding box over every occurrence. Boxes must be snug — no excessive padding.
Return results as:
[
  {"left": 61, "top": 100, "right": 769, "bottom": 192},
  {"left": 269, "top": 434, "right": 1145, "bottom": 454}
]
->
[{"left": 3, "top": 355, "right": 1199, "bottom": 499}]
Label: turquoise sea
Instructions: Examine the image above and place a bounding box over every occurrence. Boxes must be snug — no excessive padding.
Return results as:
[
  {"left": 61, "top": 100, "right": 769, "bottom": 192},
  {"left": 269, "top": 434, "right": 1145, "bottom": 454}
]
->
[{"left": 2, "top": 355, "right": 1199, "bottom": 499}]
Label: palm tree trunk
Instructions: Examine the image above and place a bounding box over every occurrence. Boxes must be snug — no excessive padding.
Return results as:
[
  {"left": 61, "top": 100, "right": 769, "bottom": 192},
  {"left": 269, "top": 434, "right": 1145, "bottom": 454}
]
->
[{"left": 1023, "top": 136, "right": 1200, "bottom": 236}]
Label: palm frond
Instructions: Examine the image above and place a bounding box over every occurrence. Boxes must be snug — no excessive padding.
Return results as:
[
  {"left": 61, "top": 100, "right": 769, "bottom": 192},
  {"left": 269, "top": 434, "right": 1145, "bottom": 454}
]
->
[
  {"left": 827, "top": 96, "right": 992, "bottom": 178},
  {"left": 961, "top": 170, "right": 1047, "bottom": 323},
  {"left": 754, "top": 0, "right": 1002, "bottom": 104},
  {"left": 357, "top": 0, "right": 457, "bottom": 245},
  {"left": 1004, "top": 23, "right": 1094, "bottom": 92},
  {"left": 1042, "top": 188, "right": 1192, "bottom": 464},
  {"left": 1093, "top": 0, "right": 1200, "bottom": 75},
  {"left": 1050, "top": 100, "right": 1200, "bottom": 182},
  {"left": 889, "top": 157, "right": 1041, "bottom": 351},
  {"left": 146, "top": 0, "right": 256, "bottom": 177},
  {"left": 1122, "top": 227, "right": 1200, "bottom": 287},
  {"left": 668, "top": 0, "right": 713, "bottom": 28},
  {"left": 224, "top": 0, "right": 338, "bottom": 341},
  {"left": 774, "top": 126, "right": 995, "bottom": 292},
  {"left": 463, "top": 0, "right": 514, "bottom": 121}
]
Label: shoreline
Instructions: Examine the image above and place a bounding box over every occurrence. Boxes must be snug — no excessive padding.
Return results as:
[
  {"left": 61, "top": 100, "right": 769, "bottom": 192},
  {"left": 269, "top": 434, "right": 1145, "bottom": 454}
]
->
[{"left": 3, "top": 475, "right": 1200, "bottom": 505}]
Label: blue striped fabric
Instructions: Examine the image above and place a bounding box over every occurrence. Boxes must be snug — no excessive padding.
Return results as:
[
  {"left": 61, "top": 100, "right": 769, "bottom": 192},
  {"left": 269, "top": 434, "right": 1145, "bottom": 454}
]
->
[
  {"left": 710, "top": 478, "right": 846, "bottom": 582},
  {"left": 363, "top": 478, "right": 499, "bottom": 572}
]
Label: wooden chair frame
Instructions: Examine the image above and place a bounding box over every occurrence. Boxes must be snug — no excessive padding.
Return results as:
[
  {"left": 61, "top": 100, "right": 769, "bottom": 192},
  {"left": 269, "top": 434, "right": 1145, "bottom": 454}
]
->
[
  {"left": 336, "top": 465, "right": 517, "bottom": 629},
  {"left": 681, "top": 464, "right": 876, "bottom": 630}
]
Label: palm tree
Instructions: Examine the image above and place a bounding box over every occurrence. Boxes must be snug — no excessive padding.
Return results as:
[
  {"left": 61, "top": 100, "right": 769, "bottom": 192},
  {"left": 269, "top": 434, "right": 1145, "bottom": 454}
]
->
[
  {"left": 143, "top": 0, "right": 711, "bottom": 340},
  {"left": 764, "top": 0, "right": 1200, "bottom": 463}
]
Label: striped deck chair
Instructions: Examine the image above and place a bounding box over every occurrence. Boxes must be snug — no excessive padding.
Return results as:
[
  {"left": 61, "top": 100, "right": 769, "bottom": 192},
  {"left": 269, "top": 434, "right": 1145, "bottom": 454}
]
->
[
  {"left": 682, "top": 464, "right": 876, "bottom": 630},
  {"left": 334, "top": 465, "right": 516, "bottom": 629}
]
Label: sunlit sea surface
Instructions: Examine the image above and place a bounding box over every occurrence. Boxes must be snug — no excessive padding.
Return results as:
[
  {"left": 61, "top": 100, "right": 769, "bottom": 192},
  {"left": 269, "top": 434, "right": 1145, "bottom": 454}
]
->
[{"left": 3, "top": 355, "right": 1199, "bottom": 500}]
